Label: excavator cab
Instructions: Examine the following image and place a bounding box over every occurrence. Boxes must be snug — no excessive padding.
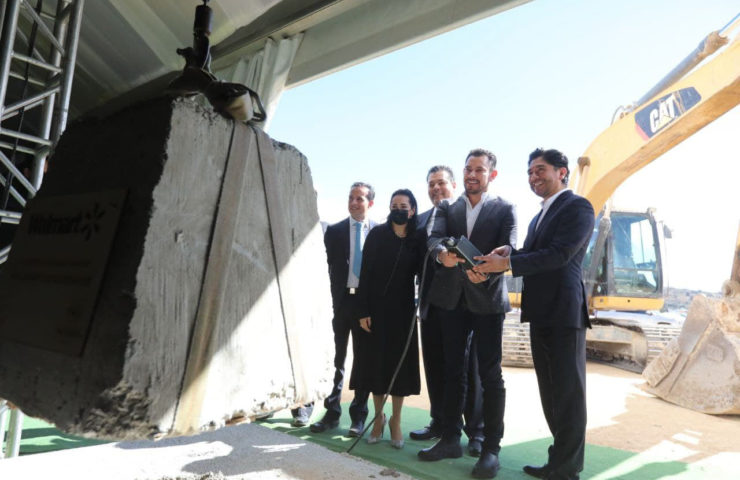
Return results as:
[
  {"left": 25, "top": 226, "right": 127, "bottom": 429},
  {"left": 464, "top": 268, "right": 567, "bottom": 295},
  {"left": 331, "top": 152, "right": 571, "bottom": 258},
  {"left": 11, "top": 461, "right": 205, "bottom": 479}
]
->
[
  {"left": 583, "top": 208, "right": 684, "bottom": 371},
  {"left": 585, "top": 209, "right": 665, "bottom": 312}
]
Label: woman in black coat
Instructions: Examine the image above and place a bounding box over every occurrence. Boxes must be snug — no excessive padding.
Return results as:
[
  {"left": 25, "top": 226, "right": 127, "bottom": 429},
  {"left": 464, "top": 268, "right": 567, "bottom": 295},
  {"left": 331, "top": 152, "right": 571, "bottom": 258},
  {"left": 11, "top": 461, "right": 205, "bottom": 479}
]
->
[{"left": 352, "top": 188, "right": 422, "bottom": 449}]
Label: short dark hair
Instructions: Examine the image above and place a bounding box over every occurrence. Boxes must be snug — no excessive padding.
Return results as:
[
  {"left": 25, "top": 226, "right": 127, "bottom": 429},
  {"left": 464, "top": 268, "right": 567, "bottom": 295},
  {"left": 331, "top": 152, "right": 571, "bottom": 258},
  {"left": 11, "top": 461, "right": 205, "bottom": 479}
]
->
[
  {"left": 466, "top": 148, "right": 497, "bottom": 169},
  {"left": 387, "top": 188, "right": 418, "bottom": 234},
  {"left": 426, "top": 165, "right": 455, "bottom": 183},
  {"left": 350, "top": 181, "right": 375, "bottom": 201},
  {"left": 529, "top": 148, "right": 569, "bottom": 185}
]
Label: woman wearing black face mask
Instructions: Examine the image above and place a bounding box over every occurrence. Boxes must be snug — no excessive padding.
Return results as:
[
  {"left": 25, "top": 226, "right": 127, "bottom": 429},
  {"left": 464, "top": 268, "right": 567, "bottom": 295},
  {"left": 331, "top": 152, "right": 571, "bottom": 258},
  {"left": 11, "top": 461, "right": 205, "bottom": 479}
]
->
[{"left": 351, "top": 188, "right": 422, "bottom": 449}]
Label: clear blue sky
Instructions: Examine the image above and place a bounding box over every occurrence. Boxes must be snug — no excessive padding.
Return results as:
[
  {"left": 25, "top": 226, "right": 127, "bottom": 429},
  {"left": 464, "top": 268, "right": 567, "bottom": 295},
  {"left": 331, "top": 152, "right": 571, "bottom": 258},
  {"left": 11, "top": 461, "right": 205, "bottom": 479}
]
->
[{"left": 269, "top": 0, "right": 740, "bottom": 292}]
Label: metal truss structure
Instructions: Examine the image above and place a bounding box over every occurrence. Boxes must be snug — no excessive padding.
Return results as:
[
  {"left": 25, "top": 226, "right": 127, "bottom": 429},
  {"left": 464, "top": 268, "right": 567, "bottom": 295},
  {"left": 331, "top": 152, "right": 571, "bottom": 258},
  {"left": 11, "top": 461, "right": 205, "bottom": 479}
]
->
[{"left": 0, "top": 0, "right": 84, "bottom": 263}]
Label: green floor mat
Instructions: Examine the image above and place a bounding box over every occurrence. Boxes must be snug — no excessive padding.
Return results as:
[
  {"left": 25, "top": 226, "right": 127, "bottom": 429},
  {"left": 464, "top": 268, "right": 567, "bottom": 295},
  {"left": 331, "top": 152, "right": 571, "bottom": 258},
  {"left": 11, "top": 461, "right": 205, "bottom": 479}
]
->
[
  {"left": 6, "top": 407, "right": 735, "bottom": 479},
  {"left": 259, "top": 404, "right": 735, "bottom": 480},
  {"left": 4, "top": 415, "right": 108, "bottom": 455}
]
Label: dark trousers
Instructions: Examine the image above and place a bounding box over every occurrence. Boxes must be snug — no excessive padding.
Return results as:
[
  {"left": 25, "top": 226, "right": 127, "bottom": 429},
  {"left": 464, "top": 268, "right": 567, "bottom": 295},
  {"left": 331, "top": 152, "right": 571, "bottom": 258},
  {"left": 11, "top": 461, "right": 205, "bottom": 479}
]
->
[
  {"left": 324, "top": 292, "right": 369, "bottom": 423},
  {"left": 421, "top": 305, "right": 484, "bottom": 440},
  {"left": 530, "top": 325, "right": 587, "bottom": 479},
  {"left": 437, "top": 305, "right": 505, "bottom": 453}
]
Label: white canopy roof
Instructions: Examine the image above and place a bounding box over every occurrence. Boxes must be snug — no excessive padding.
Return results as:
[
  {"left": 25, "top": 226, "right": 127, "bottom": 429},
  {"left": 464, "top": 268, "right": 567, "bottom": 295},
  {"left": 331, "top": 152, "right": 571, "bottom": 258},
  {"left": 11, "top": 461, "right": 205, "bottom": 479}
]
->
[{"left": 72, "top": 0, "right": 530, "bottom": 115}]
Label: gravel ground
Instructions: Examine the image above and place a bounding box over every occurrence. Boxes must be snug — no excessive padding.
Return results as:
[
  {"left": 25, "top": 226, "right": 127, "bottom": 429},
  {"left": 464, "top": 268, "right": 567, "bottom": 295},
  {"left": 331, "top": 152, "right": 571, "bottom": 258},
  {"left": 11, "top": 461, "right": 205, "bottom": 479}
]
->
[{"left": 0, "top": 422, "right": 415, "bottom": 480}]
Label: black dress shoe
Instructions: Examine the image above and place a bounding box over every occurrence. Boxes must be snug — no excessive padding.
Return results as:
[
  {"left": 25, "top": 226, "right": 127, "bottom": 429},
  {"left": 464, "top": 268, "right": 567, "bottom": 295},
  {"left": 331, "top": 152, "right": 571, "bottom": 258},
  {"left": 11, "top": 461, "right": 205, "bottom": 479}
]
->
[
  {"left": 291, "top": 411, "right": 310, "bottom": 427},
  {"left": 290, "top": 403, "right": 314, "bottom": 427},
  {"left": 409, "top": 425, "right": 442, "bottom": 441},
  {"left": 309, "top": 417, "right": 339, "bottom": 433},
  {"left": 468, "top": 438, "right": 483, "bottom": 457},
  {"left": 471, "top": 451, "right": 500, "bottom": 479},
  {"left": 417, "top": 438, "right": 463, "bottom": 461},
  {"left": 347, "top": 419, "right": 365, "bottom": 437},
  {"left": 523, "top": 464, "right": 550, "bottom": 479}
]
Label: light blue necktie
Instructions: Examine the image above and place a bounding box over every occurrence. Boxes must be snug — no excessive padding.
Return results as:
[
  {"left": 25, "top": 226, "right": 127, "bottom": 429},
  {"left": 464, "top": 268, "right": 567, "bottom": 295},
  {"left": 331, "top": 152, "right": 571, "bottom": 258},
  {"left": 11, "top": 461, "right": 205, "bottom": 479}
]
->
[{"left": 352, "top": 222, "right": 363, "bottom": 277}]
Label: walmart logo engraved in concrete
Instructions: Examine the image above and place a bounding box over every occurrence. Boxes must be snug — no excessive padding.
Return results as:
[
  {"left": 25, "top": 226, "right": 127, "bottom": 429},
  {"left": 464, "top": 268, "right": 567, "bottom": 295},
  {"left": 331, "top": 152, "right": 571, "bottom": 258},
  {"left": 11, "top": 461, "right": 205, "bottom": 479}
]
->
[{"left": 28, "top": 202, "right": 106, "bottom": 241}]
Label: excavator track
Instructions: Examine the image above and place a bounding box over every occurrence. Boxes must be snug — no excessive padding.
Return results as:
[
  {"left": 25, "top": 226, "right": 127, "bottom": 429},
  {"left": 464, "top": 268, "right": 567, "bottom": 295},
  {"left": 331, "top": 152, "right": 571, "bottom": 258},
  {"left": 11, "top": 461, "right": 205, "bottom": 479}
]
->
[
  {"left": 502, "top": 311, "right": 683, "bottom": 371},
  {"left": 643, "top": 324, "right": 684, "bottom": 364},
  {"left": 502, "top": 314, "right": 533, "bottom": 367},
  {"left": 585, "top": 323, "right": 682, "bottom": 373}
]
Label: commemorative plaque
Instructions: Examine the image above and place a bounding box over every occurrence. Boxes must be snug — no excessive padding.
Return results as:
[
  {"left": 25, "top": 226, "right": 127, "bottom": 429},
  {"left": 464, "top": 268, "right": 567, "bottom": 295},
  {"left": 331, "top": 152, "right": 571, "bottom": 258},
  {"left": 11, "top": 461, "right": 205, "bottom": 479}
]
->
[{"left": 0, "top": 189, "right": 127, "bottom": 356}]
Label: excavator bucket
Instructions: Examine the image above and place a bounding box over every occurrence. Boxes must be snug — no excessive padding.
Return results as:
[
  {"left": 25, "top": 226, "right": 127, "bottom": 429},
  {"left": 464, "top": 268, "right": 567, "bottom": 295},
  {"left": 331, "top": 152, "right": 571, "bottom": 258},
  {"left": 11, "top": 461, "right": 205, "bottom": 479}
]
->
[{"left": 642, "top": 281, "right": 740, "bottom": 414}]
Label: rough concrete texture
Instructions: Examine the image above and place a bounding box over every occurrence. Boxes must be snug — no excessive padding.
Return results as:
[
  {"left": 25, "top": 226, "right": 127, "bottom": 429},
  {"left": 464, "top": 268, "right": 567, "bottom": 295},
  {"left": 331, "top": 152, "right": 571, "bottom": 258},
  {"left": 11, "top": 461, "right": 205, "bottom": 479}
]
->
[
  {"left": 195, "top": 134, "right": 333, "bottom": 429},
  {"left": 0, "top": 97, "right": 333, "bottom": 439},
  {"left": 642, "top": 283, "right": 740, "bottom": 414},
  {"left": 0, "top": 422, "right": 416, "bottom": 480}
]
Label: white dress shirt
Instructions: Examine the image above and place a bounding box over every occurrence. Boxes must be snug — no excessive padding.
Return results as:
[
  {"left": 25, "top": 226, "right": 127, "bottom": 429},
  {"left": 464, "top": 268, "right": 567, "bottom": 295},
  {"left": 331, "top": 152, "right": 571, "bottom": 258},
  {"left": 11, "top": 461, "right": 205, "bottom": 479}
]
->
[
  {"left": 462, "top": 192, "right": 489, "bottom": 238},
  {"left": 536, "top": 188, "right": 570, "bottom": 230}
]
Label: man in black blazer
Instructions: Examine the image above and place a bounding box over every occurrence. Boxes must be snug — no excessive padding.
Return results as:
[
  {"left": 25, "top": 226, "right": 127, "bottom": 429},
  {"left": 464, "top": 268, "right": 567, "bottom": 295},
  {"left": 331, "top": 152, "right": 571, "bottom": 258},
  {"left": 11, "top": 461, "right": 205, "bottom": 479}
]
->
[
  {"left": 413, "top": 165, "right": 485, "bottom": 457},
  {"left": 310, "top": 182, "right": 377, "bottom": 437},
  {"left": 420, "top": 149, "right": 516, "bottom": 479},
  {"left": 474, "top": 149, "right": 594, "bottom": 480}
]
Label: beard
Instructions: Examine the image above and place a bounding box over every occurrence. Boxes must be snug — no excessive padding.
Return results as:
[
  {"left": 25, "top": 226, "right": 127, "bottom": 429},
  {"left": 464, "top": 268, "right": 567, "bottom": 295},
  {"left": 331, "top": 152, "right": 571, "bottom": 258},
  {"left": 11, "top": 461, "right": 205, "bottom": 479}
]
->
[{"left": 465, "top": 181, "right": 484, "bottom": 195}]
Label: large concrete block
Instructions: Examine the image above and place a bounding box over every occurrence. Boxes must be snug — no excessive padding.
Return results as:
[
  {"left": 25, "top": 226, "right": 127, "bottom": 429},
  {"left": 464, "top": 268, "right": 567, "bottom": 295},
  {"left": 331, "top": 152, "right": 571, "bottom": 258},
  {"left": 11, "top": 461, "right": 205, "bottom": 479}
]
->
[{"left": 0, "top": 97, "right": 333, "bottom": 439}]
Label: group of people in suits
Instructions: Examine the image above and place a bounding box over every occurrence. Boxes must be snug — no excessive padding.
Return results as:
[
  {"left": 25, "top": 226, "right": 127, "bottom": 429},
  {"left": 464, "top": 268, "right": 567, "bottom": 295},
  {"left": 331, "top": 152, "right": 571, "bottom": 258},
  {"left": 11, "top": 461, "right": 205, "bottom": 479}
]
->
[{"left": 306, "top": 147, "right": 595, "bottom": 480}]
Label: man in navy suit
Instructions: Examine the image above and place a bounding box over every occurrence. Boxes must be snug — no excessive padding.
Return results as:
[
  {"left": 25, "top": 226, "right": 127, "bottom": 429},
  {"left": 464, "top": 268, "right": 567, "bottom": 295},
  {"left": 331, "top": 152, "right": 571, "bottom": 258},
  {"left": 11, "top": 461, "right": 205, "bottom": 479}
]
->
[
  {"left": 413, "top": 165, "right": 485, "bottom": 457},
  {"left": 474, "top": 149, "right": 594, "bottom": 480},
  {"left": 420, "top": 149, "right": 516, "bottom": 479},
  {"left": 310, "top": 182, "right": 376, "bottom": 437}
]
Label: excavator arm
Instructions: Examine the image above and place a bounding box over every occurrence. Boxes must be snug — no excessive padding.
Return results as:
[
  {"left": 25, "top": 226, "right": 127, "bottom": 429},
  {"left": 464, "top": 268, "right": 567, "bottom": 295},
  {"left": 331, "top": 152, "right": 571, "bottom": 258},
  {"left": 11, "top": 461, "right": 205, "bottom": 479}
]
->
[
  {"left": 575, "top": 22, "right": 740, "bottom": 314},
  {"left": 571, "top": 30, "right": 740, "bottom": 214},
  {"left": 571, "top": 22, "right": 740, "bottom": 414}
]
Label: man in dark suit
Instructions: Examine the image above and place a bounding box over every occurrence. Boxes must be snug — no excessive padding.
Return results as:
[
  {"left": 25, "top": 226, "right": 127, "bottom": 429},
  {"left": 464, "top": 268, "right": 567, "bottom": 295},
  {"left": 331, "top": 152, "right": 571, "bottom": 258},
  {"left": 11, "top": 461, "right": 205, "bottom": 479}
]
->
[
  {"left": 310, "top": 182, "right": 377, "bottom": 436},
  {"left": 413, "top": 165, "right": 485, "bottom": 457},
  {"left": 420, "top": 149, "right": 516, "bottom": 479},
  {"left": 474, "top": 148, "right": 594, "bottom": 480}
]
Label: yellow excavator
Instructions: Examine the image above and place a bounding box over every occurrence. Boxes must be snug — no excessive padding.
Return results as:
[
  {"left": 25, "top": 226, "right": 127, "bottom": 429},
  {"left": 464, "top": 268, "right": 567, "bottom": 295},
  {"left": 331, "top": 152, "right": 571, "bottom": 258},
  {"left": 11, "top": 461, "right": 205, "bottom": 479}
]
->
[{"left": 503, "top": 11, "right": 740, "bottom": 406}]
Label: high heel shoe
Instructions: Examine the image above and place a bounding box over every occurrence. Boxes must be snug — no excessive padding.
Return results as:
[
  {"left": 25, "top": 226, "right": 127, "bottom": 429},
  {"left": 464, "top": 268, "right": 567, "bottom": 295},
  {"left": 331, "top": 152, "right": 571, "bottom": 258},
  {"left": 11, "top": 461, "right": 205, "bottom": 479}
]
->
[
  {"left": 389, "top": 416, "right": 404, "bottom": 449},
  {"left": 367, "top": 414, "right": 386, "bottom": 444}
]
